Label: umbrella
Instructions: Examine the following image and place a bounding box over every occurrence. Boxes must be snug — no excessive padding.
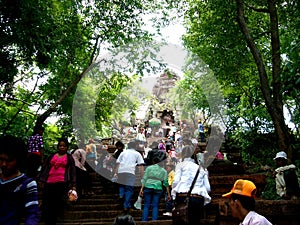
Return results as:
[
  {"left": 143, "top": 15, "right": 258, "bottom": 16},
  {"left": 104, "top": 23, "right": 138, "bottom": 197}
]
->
[{"left": 149, "top": 118, "right": 161, "bottom": 126}]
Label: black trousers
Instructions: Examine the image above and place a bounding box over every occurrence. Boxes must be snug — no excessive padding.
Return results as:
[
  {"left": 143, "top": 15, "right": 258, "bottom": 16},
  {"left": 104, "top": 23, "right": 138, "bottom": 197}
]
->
[
  {"left": 42, "top": 182, "right": 67, "bottom": 225},
  {"left": 26, "top": 153, "right": 42, "bottom": 178},
  {"left": 175, "top": 195, "right": 205, "bottom": 225},
  {"left": 76, "top": 167, "right": 92, "bottom": 196}
]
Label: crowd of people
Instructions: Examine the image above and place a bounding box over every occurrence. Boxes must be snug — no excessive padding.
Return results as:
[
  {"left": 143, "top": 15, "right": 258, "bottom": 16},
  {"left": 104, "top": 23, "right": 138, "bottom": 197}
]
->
[{"left": 0, "top": 122, "right": 300, "bottom": 225}]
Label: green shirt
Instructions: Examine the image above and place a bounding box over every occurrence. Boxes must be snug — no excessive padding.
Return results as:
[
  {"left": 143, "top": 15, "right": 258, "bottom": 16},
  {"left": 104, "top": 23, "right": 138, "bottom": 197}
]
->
[{"left": 141, "top": 164, "right": 168, "bottom": 190}]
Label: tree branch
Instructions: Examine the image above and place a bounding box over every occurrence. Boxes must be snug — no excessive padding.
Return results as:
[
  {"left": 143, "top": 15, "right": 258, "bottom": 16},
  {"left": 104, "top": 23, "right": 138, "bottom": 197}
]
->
[
  {"left": 245, "top": 2, "right": 269, "bottom": 13},
  {"left": 3, "top": 77, "right": 40, "bottom": 133}
]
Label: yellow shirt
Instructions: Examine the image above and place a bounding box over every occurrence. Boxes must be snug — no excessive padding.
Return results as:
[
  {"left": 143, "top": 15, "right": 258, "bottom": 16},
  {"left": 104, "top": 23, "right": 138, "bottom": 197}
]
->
[{"left": 168, "top": 170, "right": 175, "bottom": 187}]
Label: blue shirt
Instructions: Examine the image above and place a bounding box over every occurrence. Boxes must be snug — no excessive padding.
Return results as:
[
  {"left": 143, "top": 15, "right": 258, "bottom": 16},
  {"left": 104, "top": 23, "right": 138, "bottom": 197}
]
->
[{"left": 198, "top": 123, "right": 204, "bottom": 133}]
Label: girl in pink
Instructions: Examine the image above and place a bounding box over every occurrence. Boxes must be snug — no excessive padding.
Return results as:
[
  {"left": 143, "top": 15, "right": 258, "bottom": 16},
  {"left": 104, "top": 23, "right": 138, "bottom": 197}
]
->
[{"left": 39, "top": 138, "right": 76, "bottom": 225}]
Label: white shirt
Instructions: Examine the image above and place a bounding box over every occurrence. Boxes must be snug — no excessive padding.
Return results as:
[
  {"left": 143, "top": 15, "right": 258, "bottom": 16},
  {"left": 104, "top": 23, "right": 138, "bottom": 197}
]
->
[
  {"left": 116, "top": 148, "right": 144, "bottom": 175},
  {"left": 275, "top": 164, "right": 296, "bottom": 197},
  {"left": 171, "top": 158, "right": 211, "bottom": 205},
  {"left": 241, "top": 211, "right": 273, "bottom": 225},
  {"left": 136, "top": 133, "right": 146, "bottom": 142}
]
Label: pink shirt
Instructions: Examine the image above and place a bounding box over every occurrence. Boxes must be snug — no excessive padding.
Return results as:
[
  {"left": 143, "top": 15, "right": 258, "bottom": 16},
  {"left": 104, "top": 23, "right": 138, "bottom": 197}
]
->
[
  {"left": 47, "top": 154, "right": 67, "bottom": 183},
  {"left": 215, "top": 151, "right": 224, "bottom": 160}
]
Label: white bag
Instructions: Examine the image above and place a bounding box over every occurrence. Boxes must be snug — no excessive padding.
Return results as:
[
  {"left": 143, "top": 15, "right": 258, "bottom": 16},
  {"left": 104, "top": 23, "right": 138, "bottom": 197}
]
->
[{"left": 134, "top": 196, "right": 142, "bottom": 210}]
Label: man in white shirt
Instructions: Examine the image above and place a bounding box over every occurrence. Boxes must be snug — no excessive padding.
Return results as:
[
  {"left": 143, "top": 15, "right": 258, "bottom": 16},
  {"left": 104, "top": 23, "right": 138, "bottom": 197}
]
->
[
  {"left": 222, "top": 179, "right": 273, "bottom": 225},
  {"left": 113, "top": 141, "right": 144, "bottom": 213}
]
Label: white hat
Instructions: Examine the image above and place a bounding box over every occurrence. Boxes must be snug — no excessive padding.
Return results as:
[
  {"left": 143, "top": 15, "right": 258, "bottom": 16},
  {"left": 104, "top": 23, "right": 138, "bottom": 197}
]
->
[{"left": 274, "top": 151, "right": 287, "bottom": 160}]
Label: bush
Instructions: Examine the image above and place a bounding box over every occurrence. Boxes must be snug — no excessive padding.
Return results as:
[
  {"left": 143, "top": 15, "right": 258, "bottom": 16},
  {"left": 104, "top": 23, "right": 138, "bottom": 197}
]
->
[{"left": 261, "top": 176, "right": 280, "bottom": 200}]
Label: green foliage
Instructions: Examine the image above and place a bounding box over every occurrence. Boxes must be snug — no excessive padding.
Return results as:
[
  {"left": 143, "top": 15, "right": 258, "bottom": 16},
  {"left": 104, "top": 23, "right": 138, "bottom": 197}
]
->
[
  {"left": 0, "top": 88, "right": 36, "bottom": 139},
  {"left": 182, "top": 0, "right": 270, "bottom": 129},
  {"left": 42, "top": 125, "right": 62, "bottom": 156},
  {"left": 94, "top": 73, "right": 133, "bottom": 135},
  {"left": 172, "top": 71, "right": 209, "bottom": 122},
  {"left": 0, "top": 0, "right": 181, "bottom": 139},
  {"left": 261, "top": 176, "right": 280, "bottom": 200},
  {"left": 182, "top": 0, "right": 299, "bottom": 155},
  {"left": 72, "top": 70, "right": 149, "bottom": 142},
  {"left": 227, "top": 129, "right": 278, "bottom": 167}
]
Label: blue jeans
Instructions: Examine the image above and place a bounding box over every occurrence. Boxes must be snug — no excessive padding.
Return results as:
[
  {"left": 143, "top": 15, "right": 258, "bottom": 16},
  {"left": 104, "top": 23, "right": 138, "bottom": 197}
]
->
[
  {"left": 142, "top": 188, "right": 163, "bottom": 221},
  {"left": 118, "top": 173, "right": 136, "bottom": 209},
  {"left": 199, "top": 132, "right": 205, "bottom": 142}
]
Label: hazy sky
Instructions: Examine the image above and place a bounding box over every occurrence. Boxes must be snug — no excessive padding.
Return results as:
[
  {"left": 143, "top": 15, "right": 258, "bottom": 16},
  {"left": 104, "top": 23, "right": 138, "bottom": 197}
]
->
[{"left": 142, "top": 14, "right": 186, "bottom": 46}]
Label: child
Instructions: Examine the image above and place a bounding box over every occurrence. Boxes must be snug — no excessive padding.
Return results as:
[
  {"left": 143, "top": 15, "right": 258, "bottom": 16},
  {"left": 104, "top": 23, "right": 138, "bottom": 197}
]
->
[
  {"left": 163, "top": 162, "right": 175, "bottom": 217},
  {"left": 0, "top": 135, "right": 40, "bottom": 225}
]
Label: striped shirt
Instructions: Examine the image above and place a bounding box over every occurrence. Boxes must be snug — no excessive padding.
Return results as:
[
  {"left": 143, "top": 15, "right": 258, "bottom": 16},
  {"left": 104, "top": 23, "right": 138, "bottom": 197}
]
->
[{"left": 0, "top": 174, "right": 40, "bottom": 225}]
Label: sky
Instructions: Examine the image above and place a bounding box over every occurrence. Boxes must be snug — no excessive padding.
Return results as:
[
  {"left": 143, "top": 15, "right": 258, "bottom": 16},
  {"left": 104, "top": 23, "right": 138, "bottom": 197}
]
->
[{"left": 142, "top": 13, "right": 186, "bottom": 46}]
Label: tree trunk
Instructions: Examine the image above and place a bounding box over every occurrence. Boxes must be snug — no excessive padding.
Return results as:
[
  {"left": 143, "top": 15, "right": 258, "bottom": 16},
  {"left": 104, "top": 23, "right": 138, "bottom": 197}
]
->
[
  {"left": 33, "top": 38, "right": 100, "bottom": 132},
  {"left": 34, "top": 66, "right": 90, "bottom": 131},
  {"left": 236, "top": 0, "right": 292, "bottom": 159}
]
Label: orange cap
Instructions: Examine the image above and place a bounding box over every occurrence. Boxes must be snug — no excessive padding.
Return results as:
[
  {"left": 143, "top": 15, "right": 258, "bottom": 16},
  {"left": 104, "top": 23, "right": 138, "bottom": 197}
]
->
[{"left": 222, "top": 179, "right": 257, "bottom": 198}]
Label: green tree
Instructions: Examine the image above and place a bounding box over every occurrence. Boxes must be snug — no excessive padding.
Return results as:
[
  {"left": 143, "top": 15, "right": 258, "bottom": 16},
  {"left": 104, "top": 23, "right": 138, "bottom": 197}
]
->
[
  {"left": 0, "top": 0, "right": 177, "bottom": 139},
  {"left": 183, "top": 0, "right": 299, "bottom": 159}
]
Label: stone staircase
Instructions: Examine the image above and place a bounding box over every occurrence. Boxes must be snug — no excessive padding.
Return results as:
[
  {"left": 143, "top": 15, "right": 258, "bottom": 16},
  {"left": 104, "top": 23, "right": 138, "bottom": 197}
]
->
[
  {"left": 56, "top": 176, "right": 174, "bottom": 225},
  {"left": 52, "top": 169, "right": 269, "bottom": 225},
  {"left": 31, "top": 166, "right": 300, "bottom": 225}
]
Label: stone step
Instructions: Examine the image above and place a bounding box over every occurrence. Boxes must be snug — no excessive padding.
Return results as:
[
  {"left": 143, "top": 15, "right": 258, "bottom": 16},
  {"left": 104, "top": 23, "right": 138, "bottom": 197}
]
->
[
  {"left": 63, "top": 206, "right": 212, "bottom": 219},
  {"left": 61, "top": 201, "right": 219, "bottom": 223},
  {"left": 57, "top": 220, "right": 173, "bottom": 225},
  {"left": 59, "top": 173, "right": 267, "bottom": 223},
  {"left": 38, "top": 173, "right": 267, "bottom": 221},
  {"left": 69, "top": 202, "right": 171, "bottom": 211},
  {"left": 25, "top": 220, "right": 174, "bottom": 225},
  {"left": 55, "top": 219, "right": 216, "bottom": 225}
]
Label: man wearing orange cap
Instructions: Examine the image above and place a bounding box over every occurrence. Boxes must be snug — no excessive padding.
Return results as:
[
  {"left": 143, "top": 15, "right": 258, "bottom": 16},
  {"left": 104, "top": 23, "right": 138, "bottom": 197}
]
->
[{"left": 222, "top": 179, "right": 273, "bottom": 225}]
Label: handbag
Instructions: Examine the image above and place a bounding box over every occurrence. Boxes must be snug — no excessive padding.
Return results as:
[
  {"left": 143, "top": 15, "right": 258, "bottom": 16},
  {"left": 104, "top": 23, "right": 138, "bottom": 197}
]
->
[
  {"left": 68, "top": 189, "right": 78, "bottom": 202},
  {"left": 172, "top": 168, "right": 200, "bottom": 225}
]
